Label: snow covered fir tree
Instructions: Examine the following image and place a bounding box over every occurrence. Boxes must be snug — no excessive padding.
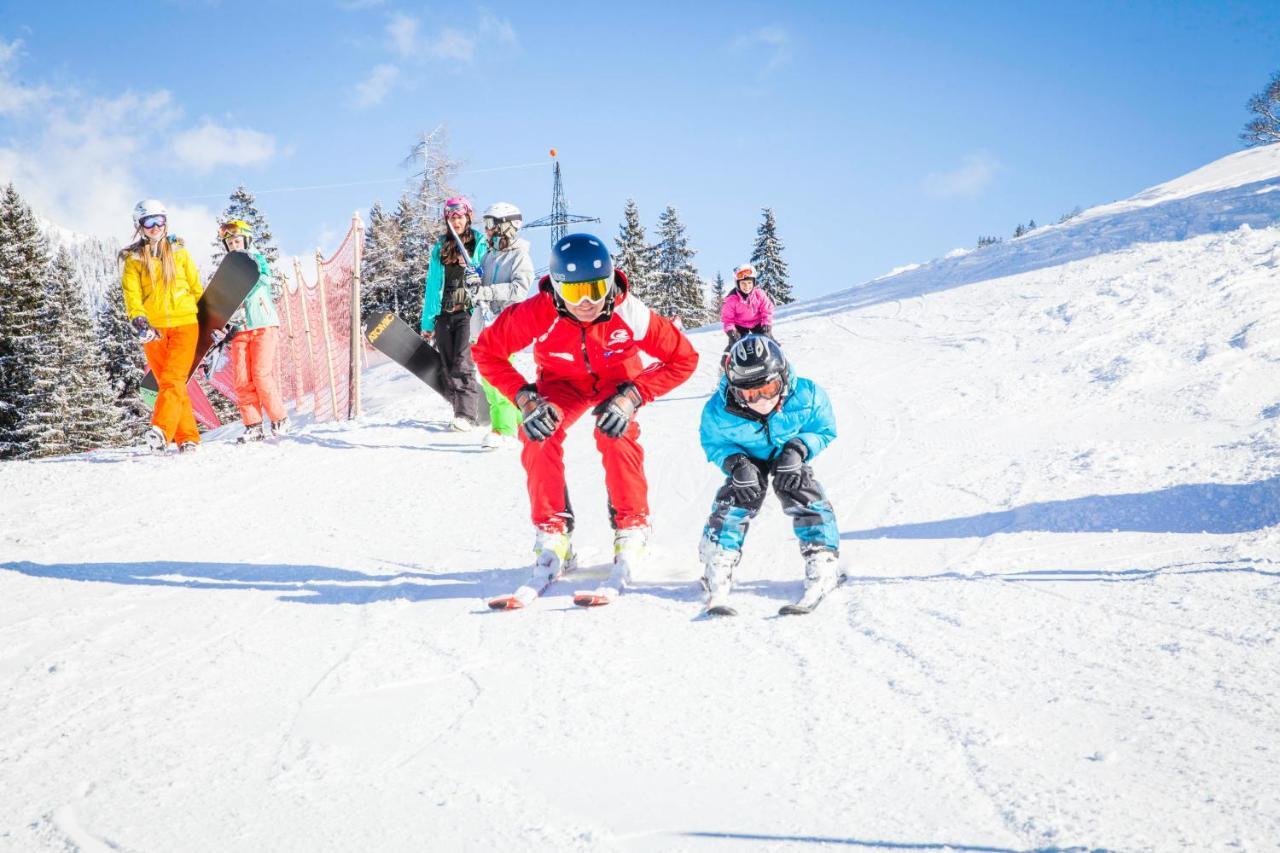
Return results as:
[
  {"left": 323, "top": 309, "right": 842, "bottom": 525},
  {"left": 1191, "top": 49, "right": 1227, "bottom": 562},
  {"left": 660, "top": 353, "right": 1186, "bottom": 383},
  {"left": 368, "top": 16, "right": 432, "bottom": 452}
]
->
[
  {"left": 0, "top": 184, "right": 125, "bottom": 459},
  {"left": 210, "top": 185, "right": 282, "bottom": 275},
  {"left": 360, "top": 200, "right": 406, "bottom": 320},
  {"left": 614, "top": 199, "right": 655, "bottom": 304},
  {"left": 94, "top": 287, "right": 148, "bottom": 433},
  {"left": 749, "top": 207, "right": 793, "bottom": 305},
  {"left": 650, "top": 205, "right": 708, "bottom": 325}
]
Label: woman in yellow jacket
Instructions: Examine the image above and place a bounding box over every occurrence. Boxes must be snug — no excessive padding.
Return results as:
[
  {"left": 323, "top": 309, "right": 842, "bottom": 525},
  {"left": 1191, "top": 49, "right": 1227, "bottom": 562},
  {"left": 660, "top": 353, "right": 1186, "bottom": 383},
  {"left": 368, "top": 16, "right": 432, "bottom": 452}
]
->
[{"left": 120, "top": 199, "right": 205, "bottom": 454}]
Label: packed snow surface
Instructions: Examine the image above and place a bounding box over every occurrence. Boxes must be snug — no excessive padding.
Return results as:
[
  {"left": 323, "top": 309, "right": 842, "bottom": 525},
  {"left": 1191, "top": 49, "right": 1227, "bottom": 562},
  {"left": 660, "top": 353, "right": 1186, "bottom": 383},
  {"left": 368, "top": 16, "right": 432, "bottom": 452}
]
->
[{"left": 4, "top": 147, "right": 1280, "bottom": 851}]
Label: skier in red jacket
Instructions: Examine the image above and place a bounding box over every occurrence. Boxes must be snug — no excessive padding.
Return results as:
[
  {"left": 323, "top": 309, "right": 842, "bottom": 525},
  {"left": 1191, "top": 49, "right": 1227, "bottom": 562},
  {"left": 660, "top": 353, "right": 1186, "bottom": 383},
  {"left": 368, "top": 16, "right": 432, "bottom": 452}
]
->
[{"left": 473, "top": 233, "right": 698, "bottom": 608}]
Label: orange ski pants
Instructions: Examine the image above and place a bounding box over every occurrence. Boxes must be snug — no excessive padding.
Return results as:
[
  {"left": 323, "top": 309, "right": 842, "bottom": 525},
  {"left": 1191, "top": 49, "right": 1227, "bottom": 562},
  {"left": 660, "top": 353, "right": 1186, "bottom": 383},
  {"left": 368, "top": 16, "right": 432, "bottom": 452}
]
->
[
  {"left": 229, "top": 326, "right": 286, "bottom": 426},
  {"left": 144, "top": 323, "right": 200, "bottom": 444}
]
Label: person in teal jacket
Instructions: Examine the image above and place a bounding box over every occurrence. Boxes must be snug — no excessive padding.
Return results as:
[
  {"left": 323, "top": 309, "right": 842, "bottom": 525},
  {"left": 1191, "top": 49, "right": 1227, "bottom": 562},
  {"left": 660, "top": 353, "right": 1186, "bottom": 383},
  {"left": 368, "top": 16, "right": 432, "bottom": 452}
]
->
[
  {"left": 419, "top": 196, "right": 488, "bottom": 431},
  {"left": 219, "top": 220, "right": 288, "bottom": 442},
  {"left": 697, "top": 335, "right": 841, "bottom": 610}
]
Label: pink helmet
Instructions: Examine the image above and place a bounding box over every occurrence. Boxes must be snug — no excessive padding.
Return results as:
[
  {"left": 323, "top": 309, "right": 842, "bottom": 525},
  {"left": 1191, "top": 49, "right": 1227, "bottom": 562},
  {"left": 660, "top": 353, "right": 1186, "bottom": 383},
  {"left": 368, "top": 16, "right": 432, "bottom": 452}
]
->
[{"left": 442, "top": 196, "right": 472, "bottom": 218}]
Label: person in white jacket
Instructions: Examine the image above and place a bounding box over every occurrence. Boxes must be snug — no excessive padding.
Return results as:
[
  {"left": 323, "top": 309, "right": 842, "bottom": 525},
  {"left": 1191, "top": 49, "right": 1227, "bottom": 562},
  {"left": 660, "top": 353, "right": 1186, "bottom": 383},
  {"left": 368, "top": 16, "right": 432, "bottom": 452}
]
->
[{"left": 473, "top": 202, "right": 535, "bottom": 448}]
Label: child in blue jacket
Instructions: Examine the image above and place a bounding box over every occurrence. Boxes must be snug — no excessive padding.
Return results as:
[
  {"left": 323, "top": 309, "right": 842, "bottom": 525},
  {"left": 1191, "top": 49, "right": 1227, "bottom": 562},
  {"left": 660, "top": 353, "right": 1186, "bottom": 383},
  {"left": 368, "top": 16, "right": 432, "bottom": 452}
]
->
[{"left": 698, "top": 335, "right": 840, "bottom": 613}]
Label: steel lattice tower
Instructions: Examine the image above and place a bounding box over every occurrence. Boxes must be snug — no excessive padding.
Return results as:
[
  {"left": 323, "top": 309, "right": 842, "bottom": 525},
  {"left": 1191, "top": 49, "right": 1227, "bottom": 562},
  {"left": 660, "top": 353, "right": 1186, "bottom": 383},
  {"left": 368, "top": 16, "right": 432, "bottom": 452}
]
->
[{"left": 523, "top": 158, "right": 600, "bottom": 249}]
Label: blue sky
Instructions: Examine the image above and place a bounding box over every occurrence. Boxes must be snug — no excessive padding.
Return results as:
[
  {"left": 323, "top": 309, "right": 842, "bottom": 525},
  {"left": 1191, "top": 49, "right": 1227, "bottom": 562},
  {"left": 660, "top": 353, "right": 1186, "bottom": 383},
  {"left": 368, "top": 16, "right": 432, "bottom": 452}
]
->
[{"left": 1, "top": 1, "right": 1278, "bottom": 299}]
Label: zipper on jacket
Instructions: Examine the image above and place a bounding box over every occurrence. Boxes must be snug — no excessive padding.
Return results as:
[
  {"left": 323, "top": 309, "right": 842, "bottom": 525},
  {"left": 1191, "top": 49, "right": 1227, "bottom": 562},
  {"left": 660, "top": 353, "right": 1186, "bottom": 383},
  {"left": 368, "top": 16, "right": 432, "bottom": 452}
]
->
[{"left": 578, "top": 325, "right": 601, "bottom": 396}]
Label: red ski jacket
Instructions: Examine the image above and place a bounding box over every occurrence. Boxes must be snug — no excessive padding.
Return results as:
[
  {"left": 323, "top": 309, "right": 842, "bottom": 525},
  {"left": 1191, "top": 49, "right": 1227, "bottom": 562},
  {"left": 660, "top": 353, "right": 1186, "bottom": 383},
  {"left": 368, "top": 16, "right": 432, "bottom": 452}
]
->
[{"left": 473, "top": 272, "right": 699, "bottom": 403}]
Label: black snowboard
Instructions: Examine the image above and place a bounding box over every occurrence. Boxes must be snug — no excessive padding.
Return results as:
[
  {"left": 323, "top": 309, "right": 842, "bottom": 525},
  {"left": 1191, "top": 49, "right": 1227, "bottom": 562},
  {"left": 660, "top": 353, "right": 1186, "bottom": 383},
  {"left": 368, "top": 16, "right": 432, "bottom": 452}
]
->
[
  {"left": 140, "top": 251, "right": 261, "bottom": 402},
  {"left": 363, "top": 311, "right": 448, "bottom": 399}
]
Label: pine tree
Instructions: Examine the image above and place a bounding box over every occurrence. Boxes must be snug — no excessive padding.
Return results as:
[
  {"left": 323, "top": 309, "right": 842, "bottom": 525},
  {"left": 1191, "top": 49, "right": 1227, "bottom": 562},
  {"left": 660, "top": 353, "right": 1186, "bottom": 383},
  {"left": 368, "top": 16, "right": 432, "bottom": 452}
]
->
[
  {"left": 95, "top": 292, "right": 148, "bottom": 435},
  {"left": 651, "top": 206, "right": 707, "bottom": 325},
  {"left": 0, "top": 184, "right": 67, "bottom": 458},
  {"left": 394, "top": 192, "right": 429, "bottom": 325},
  {"left": 614, "top": 199, "right": 654, "bottom": 303},
  {"left": 211, "top": 185, "right": 282, "bottom": 274},
  {"left": 361, "top": 200, "right": 406, "bottom": 319},
  {"left": 749, "top": 208, "right": 793, "bottom": 305},
  {"left": 1013, "top": 223, "right": 1028, "bottom": 238},
  {"left": 48, "top": 247, "right": 128, "bottom": 450},
  {"left": 713, "top": 271, "right": 726, "bottom": 317}
]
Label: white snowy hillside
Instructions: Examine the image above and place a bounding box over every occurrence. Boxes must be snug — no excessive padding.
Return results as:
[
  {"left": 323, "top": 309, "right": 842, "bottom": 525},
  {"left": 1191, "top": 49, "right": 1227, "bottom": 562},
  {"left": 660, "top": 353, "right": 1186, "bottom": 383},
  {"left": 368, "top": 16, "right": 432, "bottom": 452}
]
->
[
  {"left": 36, "top": 214, "right": 121, "bottom": 308},
  {"left": 3, "top": 145, "right": 1280, "bottom": 852}
]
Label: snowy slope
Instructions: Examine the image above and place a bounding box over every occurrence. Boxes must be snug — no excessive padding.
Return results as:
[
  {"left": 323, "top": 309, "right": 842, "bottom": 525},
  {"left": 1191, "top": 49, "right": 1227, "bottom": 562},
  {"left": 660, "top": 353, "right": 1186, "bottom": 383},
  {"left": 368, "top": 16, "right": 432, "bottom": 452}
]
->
[{"left": 3, "top": 147, "right": 1280, "bottom": 852}]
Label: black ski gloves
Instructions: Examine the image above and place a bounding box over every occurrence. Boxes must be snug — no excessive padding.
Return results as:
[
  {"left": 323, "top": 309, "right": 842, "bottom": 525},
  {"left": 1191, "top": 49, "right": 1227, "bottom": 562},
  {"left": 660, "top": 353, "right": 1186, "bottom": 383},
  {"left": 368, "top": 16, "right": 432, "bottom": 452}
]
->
[
  {"left": 515, "top": 385, "right": 563, "bottom": 442},
  {"left": 771, "top": 439, "right": 808, "bottom": 492},
  {"left": 725, "top": 454, "right": 762, "bottom": 504},
  {"left": 593, "top": 382, "right": 644, "bottom": 439}
]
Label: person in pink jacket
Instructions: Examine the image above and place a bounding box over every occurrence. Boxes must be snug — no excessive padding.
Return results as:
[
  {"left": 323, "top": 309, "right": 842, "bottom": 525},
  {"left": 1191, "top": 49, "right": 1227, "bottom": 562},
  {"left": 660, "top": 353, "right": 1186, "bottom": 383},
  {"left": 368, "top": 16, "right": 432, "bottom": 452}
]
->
[{"left": 721, "top": 263, "right": 775, "bottom": 344}]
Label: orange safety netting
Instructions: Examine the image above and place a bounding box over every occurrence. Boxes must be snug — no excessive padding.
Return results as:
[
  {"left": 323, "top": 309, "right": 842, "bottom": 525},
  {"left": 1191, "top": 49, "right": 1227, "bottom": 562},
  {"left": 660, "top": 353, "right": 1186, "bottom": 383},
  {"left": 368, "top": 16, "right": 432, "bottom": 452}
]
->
[{"left": 275, "top": 218, "right": 363, "bottom": 423}]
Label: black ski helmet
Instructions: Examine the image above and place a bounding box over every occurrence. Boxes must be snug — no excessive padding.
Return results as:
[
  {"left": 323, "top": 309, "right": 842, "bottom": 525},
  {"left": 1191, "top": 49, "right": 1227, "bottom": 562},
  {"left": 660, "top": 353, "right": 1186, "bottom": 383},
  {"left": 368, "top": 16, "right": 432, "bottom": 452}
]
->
[{"left": 726, "top": 334, "right": 790, "bottom": 395}]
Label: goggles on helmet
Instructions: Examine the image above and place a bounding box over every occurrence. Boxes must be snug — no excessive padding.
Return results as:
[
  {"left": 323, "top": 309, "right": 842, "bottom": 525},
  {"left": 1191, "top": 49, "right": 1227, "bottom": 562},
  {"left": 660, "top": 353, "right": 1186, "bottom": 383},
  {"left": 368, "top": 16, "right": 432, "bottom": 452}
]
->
[
  {"left": 443, "top": 197, "right": 472, "bottom": 217},
  {"left": 483, "top": 214, "right": 521, "bottom": 230},
  {"left": 140, "top": 215, "right": 167, "bottom": 230},
  {"left": 219, "top": 219, "right": 252, "bottom": 239},
  {"left": 555, "top": 276, "right": 611, "bottom": 305},
  {"left": 731, "top": 377, "right": 784, "bottom": 404},
  {"left": 734, "top": 265, "right": 756, "bottom": 282}
]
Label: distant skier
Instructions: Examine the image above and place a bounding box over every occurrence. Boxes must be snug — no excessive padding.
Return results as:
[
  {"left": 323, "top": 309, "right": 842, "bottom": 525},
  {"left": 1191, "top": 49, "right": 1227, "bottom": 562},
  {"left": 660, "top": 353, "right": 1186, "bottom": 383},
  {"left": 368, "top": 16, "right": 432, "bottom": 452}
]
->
[
  {"left": 473, "top": 233, "right": 699, "bottom": 607},
  {"left": 419, "top": 196, "right": 488, "bottom": 431},
  {"left": 721, "top": 263, "right": 775, "bottom": 344},
  {"left": 215, "top": 220, "right": 288, "bottom": 443},
  {"left": 698, "top": 335, "right": 841, "bottom": 615},
  {"left": 472, "top": 202, "right": 534, "bottom": 449},
  {"left": 120, "top": 199, "right": 204, "bottom": 454}
]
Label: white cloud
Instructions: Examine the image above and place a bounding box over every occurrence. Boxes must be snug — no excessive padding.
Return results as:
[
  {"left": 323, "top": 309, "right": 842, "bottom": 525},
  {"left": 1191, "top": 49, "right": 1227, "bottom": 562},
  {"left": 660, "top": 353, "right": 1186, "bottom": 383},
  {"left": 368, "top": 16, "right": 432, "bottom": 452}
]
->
[
  {"left": 387, "top": 13, "right": 419, "bottom": 58},
  {"left": 732, "top": 26, "right": 791, "bottom": 74},
  {"left": 924, "top": 153, "right": 1002, "bottom": 198},
  {"left": 0, "top": 74, "right": 270, "bottom": 270},
  {"left": 427, "top": 28, "right": 476, "bottom": 62},
  {"left": 352, "top": 63, "right": 399, "bottom": 108},
  {"left": 0, "top": 37, "right": 52, "bottom": 115},
  {"left": 388, "top": 12, "right": 516, "bottom": 64},
  {"left": 171, "top": 120, "right": 277, "bottom": 173},
  {"left": 479, "top": 12, "right": 517, "bottom": 47}
]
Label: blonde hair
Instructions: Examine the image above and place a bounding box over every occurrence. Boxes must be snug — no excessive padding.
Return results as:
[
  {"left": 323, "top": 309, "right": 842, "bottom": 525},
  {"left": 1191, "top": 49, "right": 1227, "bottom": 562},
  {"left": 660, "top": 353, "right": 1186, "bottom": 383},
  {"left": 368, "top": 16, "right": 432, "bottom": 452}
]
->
[{"left": 120, "top": 228, "right": 178, "bottom": 289}]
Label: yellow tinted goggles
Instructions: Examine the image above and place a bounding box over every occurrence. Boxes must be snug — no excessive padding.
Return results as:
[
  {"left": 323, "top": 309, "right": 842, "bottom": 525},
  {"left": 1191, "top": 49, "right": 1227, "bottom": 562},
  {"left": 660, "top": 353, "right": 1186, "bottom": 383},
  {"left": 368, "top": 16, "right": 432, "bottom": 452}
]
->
[{"left": 556, "top": 276, "right": 610, "bottom": 305}]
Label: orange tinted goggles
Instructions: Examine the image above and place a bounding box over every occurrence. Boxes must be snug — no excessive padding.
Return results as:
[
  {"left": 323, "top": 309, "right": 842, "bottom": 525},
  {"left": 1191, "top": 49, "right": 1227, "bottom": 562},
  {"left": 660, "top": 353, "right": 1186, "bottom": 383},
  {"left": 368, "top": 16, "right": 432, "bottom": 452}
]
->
[
  {"left": 557, "top": 277, "right": 610, "bottom": 305},
  {"left": 732, "top": 378, "right": 783, "bottom": 404}
]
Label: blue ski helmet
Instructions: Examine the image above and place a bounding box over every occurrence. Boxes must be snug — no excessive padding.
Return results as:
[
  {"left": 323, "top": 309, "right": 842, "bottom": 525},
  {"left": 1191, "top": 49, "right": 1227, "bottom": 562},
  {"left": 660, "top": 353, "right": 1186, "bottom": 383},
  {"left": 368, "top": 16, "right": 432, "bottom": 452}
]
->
[{"left": 550, "top": 233, "right": 613, "bottom": 284}]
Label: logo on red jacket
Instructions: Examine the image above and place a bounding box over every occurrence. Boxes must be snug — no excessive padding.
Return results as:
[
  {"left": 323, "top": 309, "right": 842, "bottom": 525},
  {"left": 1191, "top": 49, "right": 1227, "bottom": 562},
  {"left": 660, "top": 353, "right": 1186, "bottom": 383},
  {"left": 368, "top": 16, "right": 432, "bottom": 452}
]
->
[{"left": 607, "top": 329, "right": 631, "bottom": 346}]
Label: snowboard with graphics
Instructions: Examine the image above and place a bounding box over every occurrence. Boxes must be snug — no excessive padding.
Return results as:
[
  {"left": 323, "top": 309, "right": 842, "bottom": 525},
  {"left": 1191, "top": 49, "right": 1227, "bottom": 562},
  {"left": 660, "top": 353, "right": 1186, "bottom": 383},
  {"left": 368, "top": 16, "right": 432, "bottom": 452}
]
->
[{"left": 363, "top": 311, "right": 448, "bottom": 399}]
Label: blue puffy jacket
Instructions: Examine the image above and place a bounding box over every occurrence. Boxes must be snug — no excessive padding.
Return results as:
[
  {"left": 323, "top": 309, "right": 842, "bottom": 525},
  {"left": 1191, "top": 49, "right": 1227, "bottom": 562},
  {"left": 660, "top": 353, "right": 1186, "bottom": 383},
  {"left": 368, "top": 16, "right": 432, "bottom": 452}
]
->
[{"left": 699, "top": 373, "right": 837, "bottom": 471}]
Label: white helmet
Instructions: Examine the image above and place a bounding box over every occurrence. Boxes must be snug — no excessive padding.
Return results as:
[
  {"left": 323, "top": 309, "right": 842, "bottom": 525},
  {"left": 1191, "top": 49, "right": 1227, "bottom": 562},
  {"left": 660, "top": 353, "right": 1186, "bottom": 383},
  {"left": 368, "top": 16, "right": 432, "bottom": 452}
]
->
[
  {"left": 133, "top": 198, "right": 168, "bottom": 226},
  {"left": 483, "top": 201, "right": 522, "bottom": 230},
  {"left": 733, "top": 263, "right": 757, "bottom": 282}
]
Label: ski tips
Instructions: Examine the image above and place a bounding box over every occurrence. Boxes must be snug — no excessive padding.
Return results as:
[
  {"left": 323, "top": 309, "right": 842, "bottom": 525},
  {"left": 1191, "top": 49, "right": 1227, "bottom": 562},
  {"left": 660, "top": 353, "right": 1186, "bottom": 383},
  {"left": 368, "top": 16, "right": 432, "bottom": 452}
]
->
[
  {"left": 487, "top": 596, "right": 525, "bottom": 611},
  {"left": 572, "top": 591, "right": 613, "bottom": 607}
]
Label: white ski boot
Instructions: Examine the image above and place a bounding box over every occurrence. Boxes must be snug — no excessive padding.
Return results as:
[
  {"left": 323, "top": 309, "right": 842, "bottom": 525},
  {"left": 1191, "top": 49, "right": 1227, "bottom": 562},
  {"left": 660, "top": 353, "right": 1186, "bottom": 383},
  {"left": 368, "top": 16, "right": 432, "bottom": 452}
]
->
[
  {"left": 780, "top": 550, "right": 841, "bottom": 615},
  {"left": 487, "top": 529, "right": 575, "bottom": 610},
  {"left": 237, "top": 423, "right": 265, "bottom": 444},
  {"left": 700, "top": 540, "right": 741, "bottom": 616},
  {"left": 575, "top": 526, "right": 649, "bottom": 607}
]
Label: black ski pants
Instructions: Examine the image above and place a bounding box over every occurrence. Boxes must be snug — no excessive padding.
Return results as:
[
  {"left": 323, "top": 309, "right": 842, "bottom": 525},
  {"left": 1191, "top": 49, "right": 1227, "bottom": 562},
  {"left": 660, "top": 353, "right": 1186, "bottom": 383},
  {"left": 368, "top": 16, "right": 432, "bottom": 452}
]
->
[{"left": 433, "top": 310, "right": 480, "bottom": 421}]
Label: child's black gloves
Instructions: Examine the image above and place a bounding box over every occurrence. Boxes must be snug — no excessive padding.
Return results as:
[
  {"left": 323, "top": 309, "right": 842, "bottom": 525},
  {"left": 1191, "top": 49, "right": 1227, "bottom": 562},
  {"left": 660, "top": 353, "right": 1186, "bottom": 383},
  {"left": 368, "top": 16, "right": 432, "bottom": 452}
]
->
[
  {"left": 771, "top": 439, "right": 808, "bottom": 491},
  {"left": 725, "top": 454, "right": 762, "bottom": 503}
]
